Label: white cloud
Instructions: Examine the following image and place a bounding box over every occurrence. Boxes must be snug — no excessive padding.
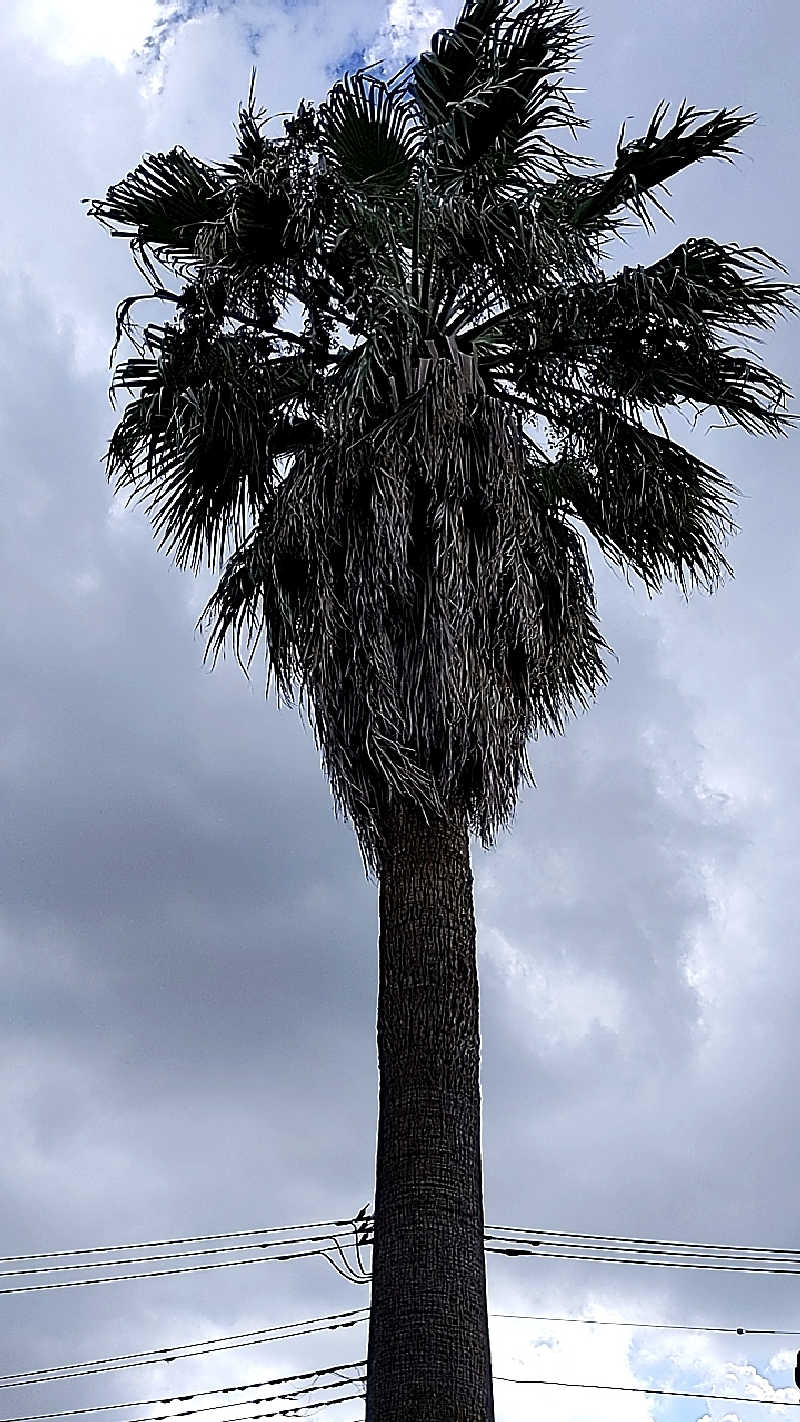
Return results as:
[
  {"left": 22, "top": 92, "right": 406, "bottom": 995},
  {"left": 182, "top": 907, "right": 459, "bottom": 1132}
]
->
[
  {"left": 365, "top": 0, "right": 447, "bottom": 65},
  {"left": 483, "top": 924, "right": 626, "bottom": 1050},
  {"left": 7, "top": 0, "right": 162, "bottom": 68},
  {"left": 490, "top": 1317, "right": 799, "bottom": 1422},
  {"left": 491, "top": 1316, "right": 654, "bottom": 1422}
]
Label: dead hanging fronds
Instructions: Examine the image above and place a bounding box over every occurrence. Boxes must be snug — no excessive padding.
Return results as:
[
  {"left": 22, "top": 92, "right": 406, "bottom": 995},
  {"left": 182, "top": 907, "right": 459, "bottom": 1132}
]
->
[{"left": 204, "top": 360, "right": 609, "bottom": 871}]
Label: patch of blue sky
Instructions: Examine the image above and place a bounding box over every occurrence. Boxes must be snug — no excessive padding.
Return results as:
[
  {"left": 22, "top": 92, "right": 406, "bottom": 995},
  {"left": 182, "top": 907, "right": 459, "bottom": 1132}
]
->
[
  {"left": 138, "top": 0, "right": 280, "bottom": 72},
  {"left": 327, "top": 44, "right": 419, "bottom": 85},
  {"left": 135, "top": 0, "right": 219, "bottom": 66},
  {"left": 326, "top": 44, "right": 370, "bottom": 80},
  {"left": 658, "top": 1401, "right": 715, "bottom": 1422},
  {"left": 156, "top": 0, "right": 218, "bottom": 20}
]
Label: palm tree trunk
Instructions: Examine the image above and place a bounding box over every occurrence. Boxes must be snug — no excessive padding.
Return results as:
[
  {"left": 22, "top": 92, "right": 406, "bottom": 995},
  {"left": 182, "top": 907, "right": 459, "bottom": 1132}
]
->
[{"left": 365, "top": 800, "right": 494, "bottom": 1422}]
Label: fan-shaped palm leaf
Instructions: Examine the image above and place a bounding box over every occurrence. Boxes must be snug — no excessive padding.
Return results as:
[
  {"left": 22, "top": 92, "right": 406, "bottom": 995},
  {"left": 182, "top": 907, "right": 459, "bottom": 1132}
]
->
[
  {"left": 87, "top": 148, "right": 226, "bottom": 267},
  {"left": 422, "top": 0, "right": 583, "bottom": 176},
  {"left": 487, "top": 0, "right": 583, "bottom": 95},
  {"left": 504, "top": 239, "right": 795, "bottom": 430},
  {"left": 556, "top": 405, "right": 738, "bottom": 591},
  {"left": 322, "top": 72, "right": 419, "bottom": 194},
  {"left": 108, "top": 321, "right": 319, "bottom": 571},
  {"left": 570, "top": 102, "right": 755, "bottom": 229},
  {"left": 413, "top": 0, "right": 511, "bottom": 124}
]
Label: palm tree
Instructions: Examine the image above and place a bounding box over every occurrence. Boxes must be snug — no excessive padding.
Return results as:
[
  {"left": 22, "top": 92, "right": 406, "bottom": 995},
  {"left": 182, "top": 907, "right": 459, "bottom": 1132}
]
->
[{"left": 88, "top": 2, "right": 795, "bottom": 1417}]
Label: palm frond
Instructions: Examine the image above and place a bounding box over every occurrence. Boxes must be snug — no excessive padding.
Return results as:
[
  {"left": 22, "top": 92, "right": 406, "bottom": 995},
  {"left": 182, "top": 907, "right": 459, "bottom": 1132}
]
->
[
  {"left": 90, "top": 33, "right": 796, "bottom": 875},
  {"left": 107, "top": 320, "right": 318, "bottom": 571},
  {"left": 321, "top": 72, "right": 419, "bottom": 194},
  {"left": 557, "top": 405, "right": 738, "bottom": 592},
  {"left": 201, "top": 491, "right": 299, "bottom": 698},
  {"left": 225, "top": 167, "right": 300, "bottom": 266},
  {"left": 205, "top": 370, "right": 607, "bottom": 870},
  {"left": 86, "top": 148, "right": 227, "bottom": 266},
  {"left": 413, "top": 0, "right": 511, "bottom": 125},
  {"left": 448, "top": 80, "right": 534, "bottom": 167},
  {"left": 224, "top": 76, "right": 271, "bottom": 175},
  {"left": 431, "top": 0, "right": 584, "bottom": 173},
  {"left": 569, "top": 102, "right": 755, "bottom": 230},
  {"left": 506, "top": 240, "right": 797, "bottom": 430},
  {"left": 606, "top": 341, "right": 793, "bottom": 434},
  {"left": 642, "top": 239, "right": 798, "bottom": 335},
  {"left": 486, "top": 0, "right": 585, "bottom": 94}
]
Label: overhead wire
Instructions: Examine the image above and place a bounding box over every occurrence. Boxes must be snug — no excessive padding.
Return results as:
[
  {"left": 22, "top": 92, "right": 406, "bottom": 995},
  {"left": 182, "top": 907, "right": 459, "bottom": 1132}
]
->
[
  {"left": 8, "top": 1303, "right": 800, "bottom": 1393},
  {"left": 0, "top": 1220, "right": 366, "bottom": 1267},
  {"left": 185, "top": 1400, "right": 363, "bottom": 1422},
  {"left": 494, "top": 1375, "right": 800, "bottom": 1408},
  {"left": 0, "top": 1234, "right": 359, "bottom": 1282},
  {"left": 492, "top": 1310, "right": 800, "bottom": 1338},
  {"left": 8, "top": 1213, "right": 800, "bottom": 1277},
  {"left": 0, "top": 1310, "right": 370, "bottom": 1389},
  {"left": 486, "top": 1223, "right": 800, "bottom": 1261},
  {"left": 7, "top": 1213, "right": 800, "bottom": 1325},
  {"left": 10, "top": 1241, "right": 800, "bottom": 1293},
  {"left": 0, "top": 1363, "right": 366, "bottom": 1422},
  {"left": 0, "top": 1245, "right": 363, "bottom": 1297},
  {"left": 12, "top": 1216, "right": 800, "bottom": 1416},
  {"left": 0, "top": 1224, "right": 370, "bottom": 1298},
  {"left": 485, "top": 1238, "right": 800, "bottom": 1276},
  {"left": 4, "top": 1357, "right": 797, "bottom": 1419},
  {"left": 485, "top": 1230, "right": 800, "bottom": 1266},
  {"left": 60, "top": 1389, "right": 367, "bottom": 1422},
  {"left": 519, "top": 1252, "right": 800, "bottom": 1277},
  {"left": 5, "top": 1217, "right": 800, "bottom": 1422}
]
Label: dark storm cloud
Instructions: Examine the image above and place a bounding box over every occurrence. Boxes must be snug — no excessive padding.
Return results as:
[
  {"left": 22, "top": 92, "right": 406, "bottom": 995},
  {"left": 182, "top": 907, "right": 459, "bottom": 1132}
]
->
[{"left": 0, "top": 284, "right": 375, "bottom": 1259}]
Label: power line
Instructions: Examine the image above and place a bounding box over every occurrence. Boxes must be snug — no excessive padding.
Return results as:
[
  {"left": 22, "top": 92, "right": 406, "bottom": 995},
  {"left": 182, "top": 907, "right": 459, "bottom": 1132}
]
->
[
  {"left": 7, "top": 1241, "right": 800, "bottom": 1295},
  {"left": 0, "top": 1220, "right": 364, "bottom": 1267},
  {"left": 0, "top": 1234, "right": 357, "bottom": 1282},
  {"left": 10, "top": 1357, "right": 794, "bottom": 1419},
  {"left": 485, "top": 1229, "right": 800, "bottom": 1267},
  {"left": 0, "top": 1311, "right": 370, "bottom": 1389},
  {"left": 494, "top": 1374, "right": 799, "bottom": 1408},
  {"left": 7, "top": 1215, "right": 800, "bottom": 1273},
  {"left": 92, "top": 1385, "right": 366, "bottom": 1422},
  {"left": 8, "top": 1213, "right": 800, "bottom": 1302},
  {"left": 6, "top": 1305, "right": 800, "bottom": 1393},
  {"left": 486, "top": 1239, "right": 800, "bottom": 1277},
  {"left": 190, "top": 1399, "right": 363, "bottom": 1422},
  {"left": 0, "top": 1364, "right": 366, "bottom": 1422},
  {"left": 10, "top": 1243, "right": 798, "bottom": 1294},
  {"left": 492, "top": 1311, "right": 800, "bottom": 1338},
  {"left": 487, "top": 1222, "right": 800, "bottom": 1261},
  {"left": 0, "top": 1246, "right": 361, "bottom": 1298}
]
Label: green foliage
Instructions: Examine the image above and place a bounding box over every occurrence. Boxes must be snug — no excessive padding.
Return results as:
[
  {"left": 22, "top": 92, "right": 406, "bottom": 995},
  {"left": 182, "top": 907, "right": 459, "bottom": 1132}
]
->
[
  {"left": 108, "top": 318, "right": 321, "bottom": 571},
  {"left": 88, "top": 0, "right": 796, "bottom": 874},
  {"left": 413, "top": 0, "right": 508, "bottom": 124},
  {"left": 323, "top": 72, "right": 419, "bottom": 193},
  {"left": 569, "top": 102, "right": 756, "bottom": 230},
  {"left": 90, "top": 148, "right": 226, "bottom": 271}
]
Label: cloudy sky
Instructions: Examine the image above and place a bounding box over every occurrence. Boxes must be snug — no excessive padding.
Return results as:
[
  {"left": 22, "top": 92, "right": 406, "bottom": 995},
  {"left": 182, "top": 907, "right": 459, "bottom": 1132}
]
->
[{"left": 1, "top": 1, "right": 799, "bottom": 1420}]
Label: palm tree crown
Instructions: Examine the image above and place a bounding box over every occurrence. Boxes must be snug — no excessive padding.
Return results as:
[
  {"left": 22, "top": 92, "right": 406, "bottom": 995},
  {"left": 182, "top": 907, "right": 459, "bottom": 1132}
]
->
[{"left": 88, "top": 0, "right": 795, "bottom": 874}]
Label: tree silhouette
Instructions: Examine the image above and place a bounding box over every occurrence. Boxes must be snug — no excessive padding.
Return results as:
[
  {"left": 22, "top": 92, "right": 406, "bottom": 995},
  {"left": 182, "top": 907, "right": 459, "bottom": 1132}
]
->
[{"left": 88, "top": 2, "right": 795, "bottom": 1417}]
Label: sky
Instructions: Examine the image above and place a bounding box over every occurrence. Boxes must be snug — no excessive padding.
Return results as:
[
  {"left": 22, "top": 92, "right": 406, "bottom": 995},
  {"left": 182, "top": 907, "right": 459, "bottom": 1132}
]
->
[{"left": 0, "top": 1, "right": 799, "bottom": 1420}]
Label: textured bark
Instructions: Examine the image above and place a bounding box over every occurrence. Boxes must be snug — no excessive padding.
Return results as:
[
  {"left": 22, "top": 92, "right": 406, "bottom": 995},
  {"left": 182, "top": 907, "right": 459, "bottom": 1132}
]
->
[{"left": 366, "top": 801, "right": 494, "bottom": 1422}]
